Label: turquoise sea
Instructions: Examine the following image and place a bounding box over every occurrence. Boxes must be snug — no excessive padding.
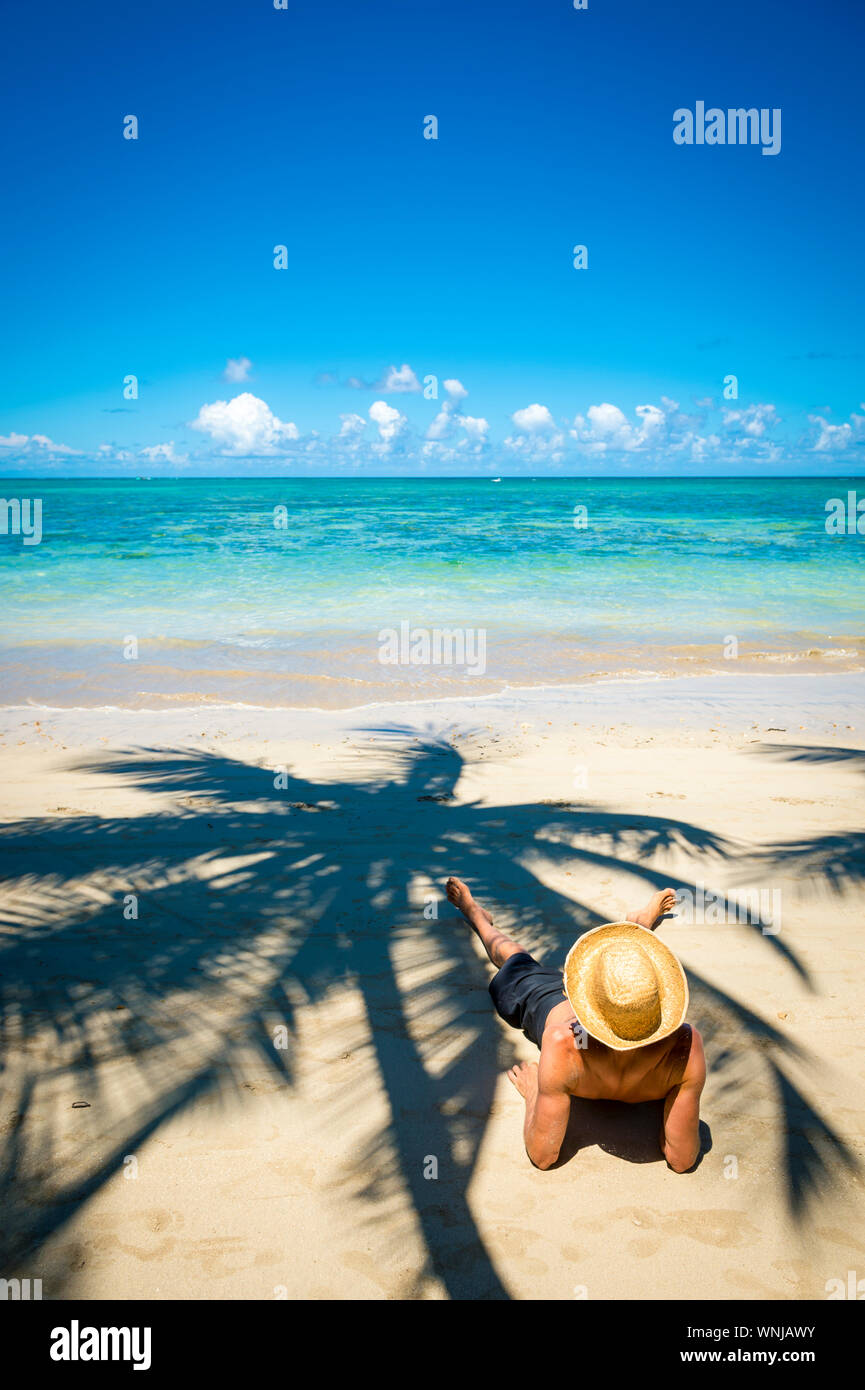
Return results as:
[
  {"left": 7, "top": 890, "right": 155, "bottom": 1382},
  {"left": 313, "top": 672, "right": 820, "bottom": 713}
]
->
[{"left": 0, "top": 477, "right": 862, "bottom": 708}]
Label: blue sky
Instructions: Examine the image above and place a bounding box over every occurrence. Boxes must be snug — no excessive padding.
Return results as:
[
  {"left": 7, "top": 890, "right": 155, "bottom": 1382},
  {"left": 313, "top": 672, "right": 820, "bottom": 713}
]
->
[{"left": 1, "top": 0, "right": 863, "bottom": 475}]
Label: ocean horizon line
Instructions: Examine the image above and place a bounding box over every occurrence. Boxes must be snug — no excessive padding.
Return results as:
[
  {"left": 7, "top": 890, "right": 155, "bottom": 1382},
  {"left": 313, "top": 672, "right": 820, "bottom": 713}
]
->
[{"left": 2, "top": 472, "right": 865, "bottom": 482}]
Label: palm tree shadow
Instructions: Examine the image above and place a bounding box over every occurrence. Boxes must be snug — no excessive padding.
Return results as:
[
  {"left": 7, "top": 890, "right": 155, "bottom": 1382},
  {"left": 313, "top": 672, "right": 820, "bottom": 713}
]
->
[
  {"left": 0, "top": 731, "right": 858, "bottom": 1297},
  {"left": 743, "top": 743, "right": 865, "bottom": 894}
]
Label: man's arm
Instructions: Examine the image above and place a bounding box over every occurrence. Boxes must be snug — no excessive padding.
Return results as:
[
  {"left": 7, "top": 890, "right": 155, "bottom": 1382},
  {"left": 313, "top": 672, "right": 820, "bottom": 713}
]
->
[
  {"left": 508, "top": 1035, "right": 575, "bottom": 1170},
  {"left": 507, "top": 1059, "right": 572, "bottom": 1169},
  {"left": 661, "top": 1026, "right": 706, "bottom": 1172},
  {"left": 524, "top": 1082, "right": 572, "bottom": 1170}
]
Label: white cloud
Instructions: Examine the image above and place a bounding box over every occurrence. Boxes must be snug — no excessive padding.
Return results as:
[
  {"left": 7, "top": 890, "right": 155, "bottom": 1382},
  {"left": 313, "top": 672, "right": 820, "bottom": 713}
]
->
[
  {"left": 570, "top": 402, "right": 666, "bottom": 452},
  {"left": 0, "top": 432, "right": 78, "bottom": 455},
  {"left": 586, "top": 402, "right": 629, "bottom": 438},
  {"left": 808, "top": 405, "right": 865, "bottom": 452},
  {"left": 379, "top": 363, "right": 421, "bottom": 393},
  {"left": 671, "top": 431, "right": 721, "bottom": 463},
  {"left": 369, "top": 399, "right": 406, "bottom": 442},
  {"left": 139, "top": 442, "right": 189, "bottom": 464},
  {"left": 722, "top": 403, "right": 780, "bottom": 438},
  {"left": 809, "top": 416, "right": 850, "bottom": 451},
  {"left": 190, "top": 392, "right": 299, "bottom": 455},
  {"left": 425, "top": 385, "right": 488, "bottom": 446},
  {"left": 224, "top": 356, "right": 252, "bottom": 383},
  {"left": 511, "top": 403, "right": 556, "bottom": 433},
  {"left": 97, "top": 444, "right": 133, "bottom": 461},
  {"left": 426, "top": 407, "right": 452, "bottom": 441},
  {"left": 10, "top": 389, "right": 853, "bottom": 476},
  {"left": 459, "top": 414, "right": 489, "bottom": 440},
  {"left": 633, "top": 404, "right": 666, "bottom": 443},
  {"left": 338, "top": 412, "right": 367, "bottom": 438}
]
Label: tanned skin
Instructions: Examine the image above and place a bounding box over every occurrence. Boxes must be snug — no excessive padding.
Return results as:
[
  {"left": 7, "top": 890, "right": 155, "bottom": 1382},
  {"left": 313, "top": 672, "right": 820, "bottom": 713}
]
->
[{"left": 445, "top": 878, "right": 706, "bottom": 1173}]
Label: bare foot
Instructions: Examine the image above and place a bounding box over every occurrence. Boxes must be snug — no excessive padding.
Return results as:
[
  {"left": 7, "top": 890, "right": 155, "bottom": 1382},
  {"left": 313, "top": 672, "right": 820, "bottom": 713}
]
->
[
  {"left": 446, "top": 876, "right": 493, "bottom": 925},
  {"left": 506, "top": 1060, "right": 538, "bottom": 1099},
  {"left": 628, "top": 886, "right": 677, "bottom": 931}
]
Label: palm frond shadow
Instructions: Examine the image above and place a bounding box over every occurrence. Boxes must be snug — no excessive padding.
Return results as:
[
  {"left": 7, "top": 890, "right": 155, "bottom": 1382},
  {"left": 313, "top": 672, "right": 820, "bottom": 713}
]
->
[
  {"left": 0, "top": 732, "right": 857, "bottom": 1296},
  {"left": 742, "top": 743, "right": 865, "bottom": 893},
  {"left": 748, "top": 744, "right": 865, "bottom": 770}
]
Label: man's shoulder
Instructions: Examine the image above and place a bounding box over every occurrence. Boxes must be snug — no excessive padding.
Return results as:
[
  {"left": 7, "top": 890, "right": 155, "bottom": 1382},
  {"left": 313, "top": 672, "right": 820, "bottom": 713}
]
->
[
  {"left": 542, "top": 1018, "right": 582, "bottom": 1051},
  {"left": 679, "top": 1023, "right": 706, "bottom": 1086},
  {"left": 538, "top": 1022, "right": 584, "bottom": 1089}
]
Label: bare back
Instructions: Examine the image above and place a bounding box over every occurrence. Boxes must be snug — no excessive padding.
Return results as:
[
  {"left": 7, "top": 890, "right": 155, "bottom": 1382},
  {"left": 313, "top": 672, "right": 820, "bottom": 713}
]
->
[
  {"left": 522, "top": 1000, "right": 706, "bottom": 1172},
  {"left": 539, "top": 1001, "right": 694, "bottom": 1103}
]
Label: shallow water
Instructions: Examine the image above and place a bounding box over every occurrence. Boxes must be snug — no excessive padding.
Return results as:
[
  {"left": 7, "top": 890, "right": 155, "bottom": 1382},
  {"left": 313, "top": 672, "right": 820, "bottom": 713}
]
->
[{"left": 1, "top": 477, "right": 862, "bottom": 707}]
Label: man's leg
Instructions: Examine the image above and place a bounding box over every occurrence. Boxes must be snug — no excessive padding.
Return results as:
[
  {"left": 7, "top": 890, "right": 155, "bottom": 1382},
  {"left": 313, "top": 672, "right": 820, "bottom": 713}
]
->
[
  {"left": 446, "top": 876, "right": 527, "bottom": 967},
  {"left": 626, "top": 886, "right": 677, "bottom": 931}
]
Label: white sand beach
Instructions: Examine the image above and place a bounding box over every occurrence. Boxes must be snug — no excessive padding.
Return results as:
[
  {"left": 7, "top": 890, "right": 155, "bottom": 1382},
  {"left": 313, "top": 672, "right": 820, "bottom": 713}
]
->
[{"left": 1, "top": 673, "right": 863, "bottom": 1300}]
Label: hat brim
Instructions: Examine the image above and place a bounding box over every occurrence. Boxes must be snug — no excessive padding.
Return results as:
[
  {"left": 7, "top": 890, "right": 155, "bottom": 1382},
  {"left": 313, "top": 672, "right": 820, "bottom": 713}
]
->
[{"left": 563, "top": 922, "right": 688, "bottom": 1051}]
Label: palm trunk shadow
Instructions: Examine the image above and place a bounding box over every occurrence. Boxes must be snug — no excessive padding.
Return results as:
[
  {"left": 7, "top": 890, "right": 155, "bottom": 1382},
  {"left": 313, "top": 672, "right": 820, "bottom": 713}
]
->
[{"left": 355, "top": 964, "right": 509, "bottom": 1300}]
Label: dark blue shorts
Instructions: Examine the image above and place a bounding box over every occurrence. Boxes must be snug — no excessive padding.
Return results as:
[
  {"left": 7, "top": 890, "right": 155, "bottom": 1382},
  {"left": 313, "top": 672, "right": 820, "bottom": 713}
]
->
[{"left": 489, "top": 951, "right": 567, "bottom": 1048}]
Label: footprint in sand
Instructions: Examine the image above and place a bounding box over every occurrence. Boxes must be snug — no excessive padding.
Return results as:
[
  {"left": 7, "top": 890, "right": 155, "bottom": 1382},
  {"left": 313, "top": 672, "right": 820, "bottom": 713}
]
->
[{"left": 607, "top": 1206, "right": 759, "bottom": 1256}]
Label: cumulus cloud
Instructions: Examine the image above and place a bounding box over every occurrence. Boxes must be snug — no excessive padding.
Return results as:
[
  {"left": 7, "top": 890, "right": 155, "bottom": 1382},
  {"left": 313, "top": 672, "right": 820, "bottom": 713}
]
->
[
  {"left": 97, "top": 444, "right": 133, "bottom": 462},
  {"left": 318, "top": 363, "right": 462, "bottom": 398},
  {"left": 15, "top": 387, "right": 862, "bottom": 476},
  {"left": 321, "top": 362, "right": 422, "bottom": 393},
  {"left": 810, "top": 419, "right": 851, "bottom": 452},
  {"left": 722, "top": 403, "right": 780, "bottom": 438},
  {"left": 379, "top": 364, "right": 421, "bottom": 393},
  {"left": 426, "top": 404, "right": 489, "bottom": 445},
  {"left": 504, "top": 403, "right": 565, "bottom": 459},
  {"left": 139, "top": 442, "right": 189, "bottom": 464},
  {"left": 632, "top": 404, "right": 667, "bottom": 442},
  {"left": 223, "top": 356, "right": 252, "bottom": 383},
  {"left": 511, "top": 403, "right": 556, "bottom": 433},
  {"left": 570, "top": 402, "right": 667, "bottom": 452},
  {"left": 585, "top": 403, "right": 630, "bottom": 438},
  {"left": 680, "top": 431, "right": 721, "bottom": 463},
  {"left": 0, "top": 432, "right": 78, "bottom": 455},
  {"left": 808, "top": 405, "right": 865, "bottom": 452},
  {"left": 338, "top": 412, "right": 367, "bottom": 438},
  {"left": 424, "top": 377, "right": 487, "bottom": 447},
  {"left": 369, "top": 399, "right": 406, "bottom": 442},
  {"left": 190, "top": 392, "right": 299, "bottom": 455},
  {"left": 426, "top": 407, "right": 452, "bottom": 441},
  {"left": 457, "top": 414, "right": 488, "bottom": 440}
]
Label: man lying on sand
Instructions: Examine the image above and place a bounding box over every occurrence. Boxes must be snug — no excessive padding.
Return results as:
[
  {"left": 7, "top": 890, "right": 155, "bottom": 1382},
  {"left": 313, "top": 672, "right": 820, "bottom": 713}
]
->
[{"left": 446, "top": 878, "right": 705, "bottom": 1173}]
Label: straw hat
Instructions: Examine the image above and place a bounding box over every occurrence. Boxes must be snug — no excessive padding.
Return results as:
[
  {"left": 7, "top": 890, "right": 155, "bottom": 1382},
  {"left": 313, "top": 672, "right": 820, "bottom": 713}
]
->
[{"left": 563, "top": 922, "right": 688, "bottom": 1051}]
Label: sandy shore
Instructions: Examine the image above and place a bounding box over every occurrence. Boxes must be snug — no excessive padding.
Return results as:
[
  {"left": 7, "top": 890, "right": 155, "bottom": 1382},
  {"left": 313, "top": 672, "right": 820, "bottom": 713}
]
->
[{"left": 1, "top": 673, "right": 863, "bottom": 1300}]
